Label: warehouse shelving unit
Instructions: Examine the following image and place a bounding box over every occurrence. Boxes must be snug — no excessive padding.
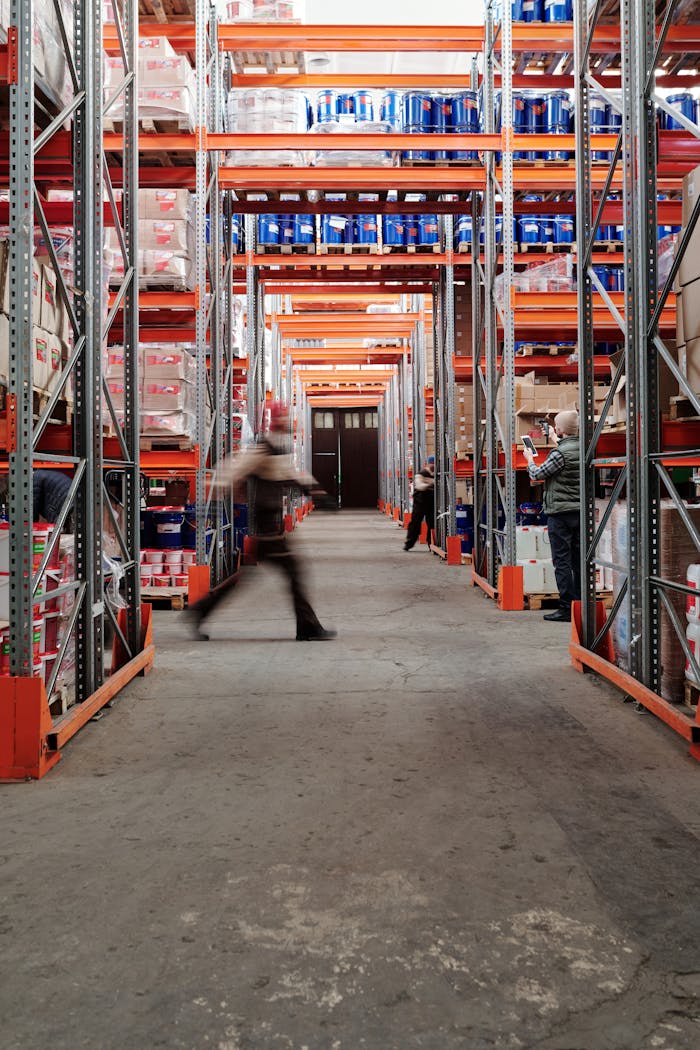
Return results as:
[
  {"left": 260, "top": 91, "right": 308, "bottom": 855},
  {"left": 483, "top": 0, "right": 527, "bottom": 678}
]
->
[
  {"left": 572, "top": 0, "right": 700, "bottom": 757},
  {"left": 1, "top": 0, "right": 151, "bottom": 780}
]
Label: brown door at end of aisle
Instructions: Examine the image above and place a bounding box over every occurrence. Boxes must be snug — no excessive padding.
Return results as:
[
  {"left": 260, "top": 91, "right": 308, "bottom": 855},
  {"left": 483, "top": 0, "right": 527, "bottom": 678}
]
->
[
  {"left": 311, "top": 409, "right": 340, "bottom": 507},
  {"left": 339, "top": 409, "right": 379, "bottom": 509}
]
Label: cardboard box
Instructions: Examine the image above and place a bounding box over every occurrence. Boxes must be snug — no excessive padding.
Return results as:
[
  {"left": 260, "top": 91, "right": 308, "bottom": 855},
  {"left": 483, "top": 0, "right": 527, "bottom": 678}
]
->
[
  {"left": 681, "top": 277, "right": 700, "bottom": 342},
  {"left": 677, "top": 286, "right": 685, "bottom": 346},
  {"left": 40, "top": 264, "right": 58, "bottom": 333},
  {"left": 32, "top": 258, "right": 42, "bottom": 326},
  {"left": 142, "top": 346, "right": 195, "bottom": 381},
  {"left": 33, "top": 328, "right": 50, "bottom": 391},
  {"left": 681, "top": 338, "right": 700, "bottom": 395},
  {"left": 105, "top": 378, "right": 126, "bottom": 411},
  {"left": 139, "top": 54, "right": 194, "bottom": 90},
  {"left": 140, "top": 189, "right": 192, "bottom": 222},
  {"left": 142, "top": 379, "right": 194, "bottom": 413},
  {"left": 0, "top": 312, "right": 8, "bottom": 380},
  {"left": 682, "top": 164, "right": 700, "bottom": 227},
  {"left": 44, "top": 333, "right": 64, "bottom": 397},
  {"left": 679, "top": 226, "right": 700, "bottom": 289},
  {"left": 139, "top": 219, "right": 190, "bottom": 253}
]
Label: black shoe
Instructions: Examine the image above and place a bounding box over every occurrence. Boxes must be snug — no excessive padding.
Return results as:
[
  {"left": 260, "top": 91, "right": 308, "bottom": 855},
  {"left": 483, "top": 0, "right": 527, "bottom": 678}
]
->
[
  {"left": 184, "top": 607, "right": 209, "bottom": 641},
  {"left": 403, "top": 543, "right": 413, "bottom": 551},
  {"left": 543, "top": 609, "right": 571, "bottom": 623},
  {"left": 296, "top": 627, "right": 337, "bottom": 641}
]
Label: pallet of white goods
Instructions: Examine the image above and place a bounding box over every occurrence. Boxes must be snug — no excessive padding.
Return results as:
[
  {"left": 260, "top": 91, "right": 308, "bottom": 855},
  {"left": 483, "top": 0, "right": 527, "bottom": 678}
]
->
[
  {"left": 141, "top": 585, "right": 188, "bottom": 611},
  {"left": 139, "top": 435, "right": 194, "bottom": 452}
]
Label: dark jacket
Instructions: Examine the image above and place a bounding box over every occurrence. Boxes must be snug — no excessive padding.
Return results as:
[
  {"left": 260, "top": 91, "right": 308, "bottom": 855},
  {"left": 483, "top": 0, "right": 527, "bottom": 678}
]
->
[
  {"left": 543, "top": 436, "right": 580, "bottom": 516},
  {"left": 33, "top": 469, "right": 71, "bottom": 524}
]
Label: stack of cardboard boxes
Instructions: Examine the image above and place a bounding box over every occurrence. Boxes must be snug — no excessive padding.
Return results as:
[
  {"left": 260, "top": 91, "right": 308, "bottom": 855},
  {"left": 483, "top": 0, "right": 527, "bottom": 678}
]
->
[
  {"left": 106, "top": 189, "right": 195, "bottom": 291},
  {"left": 104, "top": 35, "right": 196, "bottom": 132},
  {"left": 676, "top": 164, "right": 700, "bottom": 397},
  {"left": 105, "top": 343, "right": 199, "bottom": 445},
  {"left": 0, "top": 240, "right": 72, "bottom": 412}
]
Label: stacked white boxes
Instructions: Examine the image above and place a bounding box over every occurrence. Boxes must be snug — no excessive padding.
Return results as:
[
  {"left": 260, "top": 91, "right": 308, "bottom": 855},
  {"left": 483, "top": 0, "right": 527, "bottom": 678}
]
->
[
  {"left": 105, "top": 36, "right": 196, "bottom": 131},
  {"left": 106, "top": 189, "right": 195, "bottom": 290}
]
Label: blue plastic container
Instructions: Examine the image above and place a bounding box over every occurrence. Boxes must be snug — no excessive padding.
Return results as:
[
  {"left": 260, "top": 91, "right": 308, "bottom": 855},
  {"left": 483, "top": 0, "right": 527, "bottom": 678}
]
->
[
  {"left": 231, "top": 215, "right": 240, "bottom": 253},
  {"left": 343, "top": 215, "right": 355, "bottom": 245},
  {"left": 353, "top": 90, "right": 374, "bottom": 122},
  {"left": 382, "top": 214, "right": 405, "bottom": 247},
  {"left": 456, "top": 506, "right": 469, "bottom": 533},
  {"left": 322, "top": 214, "right": 346, "bottom": 246},
  {"left": 316, "top": 89, "right": 337, "bottom": 123},
  {"left": 512, "top": 0, "right": 527, "bottom": 19},
  {"left": 140, "top": 509, "right": 156, "bottom": 550},
  {"left": 593, "top": 264, "right": 611, "bottom": 291},
  {"left": 522, "top": 0, "right": 544, "bottom": 20},
  {"left": 278, "top": 216, "right": 295, "bottom": 248},
  {"left": 355, "top": 215, "right": 378, "bottom": 246},
  {"left": 540, "top": 217, "right": 555, "bottom": 244},
  {"left": 553, "top": 215, "right": 574, "bottom": 243},
  {"left": 153, "top": 507, "right": 184, "bottom": 550},
  {"left": 404, "top": 217, "right": 420, "bottom": 248},
  {"left": 450, "top": 89, "right": 480, "bottom": 160},
  {"left": 418, "top": 215, "right": 439, "bottom": 246},
  {"left": 431, "top": 95, "right": 451, "bottom": 161},
  {"left": 664, "top": 92, "right": 695, "bottom": 131},
  {"left": 380, "top": 90, "right": 403, "bottom": 130},
  {"left": 337, "top": 93, "right": 354, "bottom": 118},
  {"left": 608, "top": 266, "right": 624, "bottom": 292},
  {"left": 544, "top": 0, "right": 572, "bottom": 19},
  {"left": 543, "top": 89, "right": 572, "bottom": 159},
  {"left": 590, "top": 95, "right": 609, "bottom": 160},
  {"left": 257, "top": 214, "right": 279, "bottom": 246},
  {"left": 519, "top": 216, "right": 541, "bottom": 244},
  {"left": 455, "top": 215, "right": 472, "bottom": 248},
  {"left": 183, "top": 505, "right": 212, "bottom": 553},
  {"left": 293, "top": 214, "right": 315, "bottom": 245},
  {"left": 403, "top": 91, "right": 432, "bottom": 161}
]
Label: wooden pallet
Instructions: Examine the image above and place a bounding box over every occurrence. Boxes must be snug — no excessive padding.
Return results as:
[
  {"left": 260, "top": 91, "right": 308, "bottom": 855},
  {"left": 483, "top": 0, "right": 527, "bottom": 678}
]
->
[
  {"left": 401, "top": 158, "right": 483, "bottom": 168},
  {"left": 318, "top": 243, "right": 380, "bottom": 255},
  {"left": 382, "top": 243, "right": 442, "bottom": 254},
  {"left": 669, "top": 395, "right": 700, "bottom": 422},
  {"left": 601, "top": 420, "right": 627, "bottom": 433},
  {"left": 256, "top": 243, "right": 316, "bottom": 255},
  {"left": 139, "top": 435, "right": 194, "bottom": 452},
  {"left": 518, "top": 343, "right": 575, "bottom": 357},
  {"left": 141, "top": 585, "right": 188, "bottom": 610},
  {"left": 684, "top": 680, "right": 700, "bottom": 708},
  {"left": 525, "top": 590, "right": 613, "bottom": 611},
  {"left": 138, "top": 0, "right": 196, "bottom": 22},
  {"left": 104, "top": 117, "right": 195, "bottom": 136},
  {"left": 455, "top": 242, "right": 474, "bottom": 254}
]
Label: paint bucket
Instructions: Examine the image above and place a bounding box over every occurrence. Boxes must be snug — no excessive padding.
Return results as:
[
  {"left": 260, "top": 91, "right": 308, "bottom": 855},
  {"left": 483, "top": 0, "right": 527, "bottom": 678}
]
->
[
  {"left": 380, "top": 90, "right": 403, "bottom": 130},
  {"left": 553, "top": 215, "right": 575, "bottom": 243},
  {"left": 543, "top": 90, "right": 572, "bottom": 159},
  {"left": 343, "top": 215, "right": 355, "bottom": 246},
  {"left": 540, "top": 216, "right": 554, "bottom": 244},
  {"left": 140, "top": 508, "right": 157, "bottom": 550},
  {"left": 293, "top": 214, "right": 315, "bottom": 245},
  {"left": 321, "top": 214, "right": 347, "bottom": 245},
  {"left": 336, "top": 93, "right": 354, "bottom": 118},
  {"left": 153, "top": 574, "right": 171, "bottom": 588},
  {"left": 316, "top": 89, "right": 337, "bottom": 123},
  {"left": 145, "top": 549, "right": 165, "bottom": 565},
  {"left": 519, "top": 216, "right": 541, "bottom": 244},
  {"left": 257, "top": 214, "right": 279, "bottom": 246},
  {"left": 522, "top": 0, "right": 544, "bottom": 20},
  {"left": 431, "top": 95, "right": 451, "bottom": 161},
  {"left": 608, "top": 266, "right": 624, "bottom": 292},
  {"left": 404, "top": 217, "right": 420, "bottom": 247},
  {"left": 455, "top": 214, "right": 472, "bottom": 247},
  {"left": 382, "top": 215, "right": 405, "bottom": 247},
  {"left": 153, "top": 507, "right": 184, "bottom": 550},
  {"left": 354, "top": 215, "right": 378, "bottom": 245},
  {"left": 278, "top": 216, "right": 295, "bottom": 248},
  {"left": 664, "top": 92, "right": 695, "bottom": 131},
  {"left": 590, "top": 95, "right": 609, "bottom": 160},
  {"left": 544, "top": 0, "right": 572, "bottom": 19},
  {"left": 231, "top": 214, "right": 240, "bottom": 252},
  {"left": 450, "top": 89, "right": 480, "bottom": 160},
  {"left": 418, "top": 215, "right": 439, "bottom": 246},
  {"left": 402, "top": 91, "right": 432, "bottom": 160},
  {"left": 592, "top": 264, "right": 611, "bottom": 291},
  {"left": 172, "top": 573, "right": 189, "bottom": 588},
  {"left": 353, "top": 90, "right": 374, "bottom": 122}
]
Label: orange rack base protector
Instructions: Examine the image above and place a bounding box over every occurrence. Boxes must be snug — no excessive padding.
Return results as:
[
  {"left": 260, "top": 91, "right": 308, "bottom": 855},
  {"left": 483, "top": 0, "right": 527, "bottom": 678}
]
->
[
  {"left": 0, "top": 604, "right": 155, "bottom": 780},
  {"left": 569, "top": 601, "right": 700, "bottom": 762}
]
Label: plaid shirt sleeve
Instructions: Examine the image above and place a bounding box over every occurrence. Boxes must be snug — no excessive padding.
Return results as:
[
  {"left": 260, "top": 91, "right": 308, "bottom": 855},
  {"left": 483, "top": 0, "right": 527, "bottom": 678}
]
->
[{"left": 527, "top": 447, "right": 565, "bottom": 482}]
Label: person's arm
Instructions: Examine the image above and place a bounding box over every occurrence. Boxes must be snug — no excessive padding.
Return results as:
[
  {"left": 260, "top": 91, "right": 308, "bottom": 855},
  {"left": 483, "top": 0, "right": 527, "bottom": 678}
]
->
[
  {"left": 210, "top": 445, "right": 264, "bottom": 493},
  {"left": 523, "top": 446, "right": 565, "bottom": 483}
]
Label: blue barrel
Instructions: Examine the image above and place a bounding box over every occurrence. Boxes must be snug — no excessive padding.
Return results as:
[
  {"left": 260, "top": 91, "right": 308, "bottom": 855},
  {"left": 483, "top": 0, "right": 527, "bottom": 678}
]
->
[
  {"left": 664, "top": 92, "right": 695, "bottom": 131},
  {"left": 293, "top": 214, "right": 315, "bottom": 245},
  {"left": 431, "top": 95, "right": 451, "bottom": 161},
  {"left": 553, "top": 215, "right": 574, "bottom": 243},
  {"left": 593, "top": 264, "right": 611, "bottom": 290},
  {"left": 278, "top": 216, "right": 294, "bottom": 248},
  {"left": 343, "top": 215, "right": 355, "bottom": 245},
  {"left": 153, "top": 507, "right": 184, "bottom": 550},
  {"left": 608, "top": 266, "right": 624, "bottom": 292},
  {"left": 543, "top": 89, "right": 572, "bottom": 159},
  {"left": 418, "top": 215, "right": 439, "bottom": 246},
  {"left": 590, "top": 95, "right": 609, "bottom": 160},
  {"left": 231, "top": 215, "right": 240, "bottom": 253},
  {"left": 519, "top": 216, "right": 541, "bottom": 244},
  {"left": 321, "top": 214, "right": 346, "bottom": 245},
  {"left": 355, "top": 215, "right": 378, "bottom": 245},
  {"left": 404, "top": 217, "right": 420, "bottom": 247},
  {"left": 353, "top": 90, "right": 374, "bottom": 122},
  {"left": 257, "top": 214, "right": 279, "bottom": 246},
  {"left": 183, "top": 505, "right": 212, "bottom": 552},
  {"left": 512, "top": 0, "right": 527, "bottom": 18},
  {"left": 544, "top": 0, "right": 572, "bottom": 19},
  {"left": 522, "top": 0, "right": 544, "bottom": 20},
  {"left": 403, "top": 91, "right": 432, "bottom": 160},
  {"left": 540, "top": 216, "right": 554, "bottom": 243},
  {"left": 450, "top": 89, "right": 480, "bottom": 160},
  {"left": 455, "top": 215, "right": 472, "bottom": 247},
  {"left": 380, "top": 90, "right": 403, "bottom": 130},
  {"left": 316, "top": 89, "right": 337, "bottom": 123},
  {"left": 382, "top": 215, "right": 405, "bottom": 247},
  {"left": 140, "top": 509, "right": 156, "bottom": 550},
  {"left": 337, "top": 93, "right": 354, "bottom": 118}
]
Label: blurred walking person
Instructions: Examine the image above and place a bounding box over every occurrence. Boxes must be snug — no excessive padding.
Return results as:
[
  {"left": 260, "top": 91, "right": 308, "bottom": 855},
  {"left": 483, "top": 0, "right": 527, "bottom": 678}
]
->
[
  {"left": 404, "top": 455, "right": 435, "bottom": 551},
  {"left": 187, "top": 401, "right": 336, "bottom": 642}
]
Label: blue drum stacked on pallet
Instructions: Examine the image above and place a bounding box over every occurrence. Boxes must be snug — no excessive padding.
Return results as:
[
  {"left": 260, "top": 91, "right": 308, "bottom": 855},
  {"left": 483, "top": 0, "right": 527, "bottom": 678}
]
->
[
  {"left": 451, "top": 90, "right": 480, "bottom": 161},
  {"left": 455, "top": 215, "right": 473, "bottom": 250},
  {"left": 661, "top": 92, "right": 695, "bottom": 130},
  {"left": 510, "top": 0, "right": 571, "bottom": 17},
  {"left": 354, "top": 215, "right": 378, "bottom": 247},
  {"left": 403, "top": 91, "right": 432, "bottom": 161},
  {"left": 293, "top": 214, "right": 315, "bottom": 246},
  {"left": 543, "top": 90, "right": 572, "bottom": 160},
  {"left": 382, "top": 215, "right": 405, "bottom": 248},
  {"left": 257, "top": 214, "right": 280, "bottom": 246},
  {"left": 380, "top": 90, "right": 403, "bottom": 131}
]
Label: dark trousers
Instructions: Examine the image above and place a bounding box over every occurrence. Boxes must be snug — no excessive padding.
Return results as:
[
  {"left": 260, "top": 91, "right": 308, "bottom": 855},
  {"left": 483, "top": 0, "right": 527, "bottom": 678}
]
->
[
  {"left": 547, "top": 510, "right": 581, "bottom": 612},
  {"left": 405, "top": 495, "right": 434, "bottom": 549},
  {"left": 191, "top": 536, "right": 321, "bottom": 634}
]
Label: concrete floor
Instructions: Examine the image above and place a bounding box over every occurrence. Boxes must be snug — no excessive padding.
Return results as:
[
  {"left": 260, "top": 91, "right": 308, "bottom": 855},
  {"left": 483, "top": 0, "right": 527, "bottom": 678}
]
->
[{"left": 2, "top": 510, "right": 700, "bottom": 1050}]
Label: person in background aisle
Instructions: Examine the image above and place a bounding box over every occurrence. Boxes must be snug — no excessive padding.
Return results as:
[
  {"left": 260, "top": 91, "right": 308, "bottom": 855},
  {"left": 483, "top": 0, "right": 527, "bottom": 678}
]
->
[
  {"left": 187, "top": 401, "right": 336, "bottom": 642},
  {"left": 522, "top": 409, "right": 580, "bottom": 623},
  {"left": 33, "top": 469, "right": 72, "bottom": 525},
  {"left": 404, "top": 455, "right": 435, "bottom": 551}
]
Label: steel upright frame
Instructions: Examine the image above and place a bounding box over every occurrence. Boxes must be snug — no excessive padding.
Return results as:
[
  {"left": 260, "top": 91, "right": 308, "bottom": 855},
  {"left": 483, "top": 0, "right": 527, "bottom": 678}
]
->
[
  {"left": 3, "top": 0, "right": 148, "bottom": 780},
  {"left": 573, "top": 0, "right": 700, "bottom": 756},
  {"left": 473, "top": 0, "right": 518, "bottom": 598},
  {"left": 433, "top": 219, "right": 456, "bottom": 550}
]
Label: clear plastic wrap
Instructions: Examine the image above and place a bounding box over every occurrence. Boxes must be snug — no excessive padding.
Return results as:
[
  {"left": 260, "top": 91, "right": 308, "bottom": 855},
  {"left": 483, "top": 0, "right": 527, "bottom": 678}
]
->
[
  {"left": 307, "top": 121, "right": 398, "bottom": 168},
  {"left": 225, "top": 88, "right": 309, "bottom": 166},
  {"left": 495, "top": 254, "right": 575, "bottom": 306}
]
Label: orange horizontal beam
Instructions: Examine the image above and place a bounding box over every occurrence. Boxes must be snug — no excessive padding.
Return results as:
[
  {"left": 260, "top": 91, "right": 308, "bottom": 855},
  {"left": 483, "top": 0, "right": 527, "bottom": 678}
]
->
[
  {"left": 232, "top": 73, "right": 482, "bottom": 89},
  {"left": 218, "top": 23, "right": 485, "bottom": 51},
  {"left": 210, "top": 132, "right": 500, "bottom": 152},
  {"left": 289, "top": 350, "right": 405, "bottom": 364},
  {"left": 109, "top": 291, "right": 197, "bottom": 310},
  {"left": 220, "top": 166, "right": 484, "bottom": 192},
  {"left": 296, "top": 369, "right": 396, "bottom": 381},
  {"left": 104, "top": 132, "right": 196, "bottom": 153},
  {"left": 308, "top": 396, "right": 382, "bottom": 407},
  {"left": 256, "top": 253, "right": 449, "bottom": 268}
]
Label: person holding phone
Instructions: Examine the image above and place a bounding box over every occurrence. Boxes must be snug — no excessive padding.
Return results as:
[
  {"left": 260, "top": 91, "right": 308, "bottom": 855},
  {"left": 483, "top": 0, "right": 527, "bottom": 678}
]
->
[{"left": 521, "top": 410, "right": 581, "bottom": 623}]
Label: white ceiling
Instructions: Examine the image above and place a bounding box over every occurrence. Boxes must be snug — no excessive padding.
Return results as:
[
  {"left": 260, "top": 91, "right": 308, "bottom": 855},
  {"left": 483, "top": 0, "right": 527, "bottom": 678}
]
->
[{"left": 304, "top": 0, "right": 484, "bottom": 76}]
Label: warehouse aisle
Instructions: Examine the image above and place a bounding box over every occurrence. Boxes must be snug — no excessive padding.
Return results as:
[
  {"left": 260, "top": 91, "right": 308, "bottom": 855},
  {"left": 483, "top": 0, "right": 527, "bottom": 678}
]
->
[{"left": 3, "top": 510, "right": 700, "bottom": 1050}]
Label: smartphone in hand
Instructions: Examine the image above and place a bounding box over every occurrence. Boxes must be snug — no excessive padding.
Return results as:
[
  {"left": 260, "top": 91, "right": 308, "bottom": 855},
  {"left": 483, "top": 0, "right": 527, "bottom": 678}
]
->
[{"left": 522, "top": 435, "right": 538, "bottom": 457}]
